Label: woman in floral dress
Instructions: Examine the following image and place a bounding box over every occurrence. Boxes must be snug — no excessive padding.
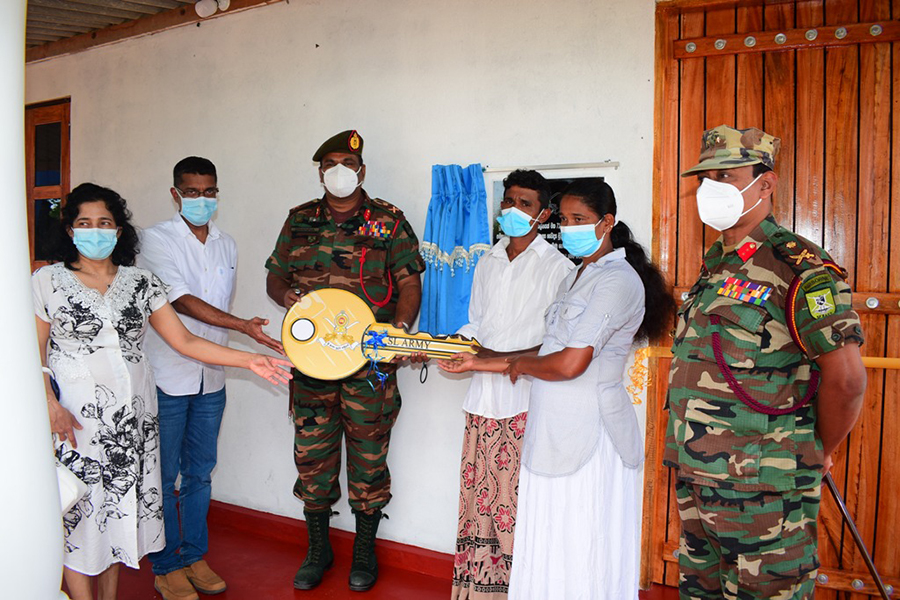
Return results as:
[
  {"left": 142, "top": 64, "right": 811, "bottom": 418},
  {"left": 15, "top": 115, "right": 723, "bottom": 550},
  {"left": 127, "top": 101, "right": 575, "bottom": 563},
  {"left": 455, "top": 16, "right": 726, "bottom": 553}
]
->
[{"left": 33, "top": 183, "right": 291, "bottom": 600}]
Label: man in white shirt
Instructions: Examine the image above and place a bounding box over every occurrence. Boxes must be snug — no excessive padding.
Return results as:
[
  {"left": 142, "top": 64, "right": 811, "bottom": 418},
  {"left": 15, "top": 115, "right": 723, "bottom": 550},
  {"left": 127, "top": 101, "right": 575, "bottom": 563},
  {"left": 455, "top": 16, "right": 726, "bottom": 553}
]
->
[
  {"left": 138, "top": 157, "right": 282, "bottom": 600},
  {"left": 451, "top": 169, "right": 573, "bottom": 599}
]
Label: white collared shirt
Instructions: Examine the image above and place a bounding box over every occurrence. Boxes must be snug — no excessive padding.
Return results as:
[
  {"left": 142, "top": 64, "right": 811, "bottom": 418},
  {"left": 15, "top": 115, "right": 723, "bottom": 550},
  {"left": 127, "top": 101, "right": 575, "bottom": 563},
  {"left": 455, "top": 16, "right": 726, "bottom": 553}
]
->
[
  {"left": 137, "top": 213, "right": 237, "bottom": 396},
  {"left": 524, "top": 248, "right": 646, "bottom": 475},
  {"left": 456, "top": 235, "right": 573, "bottom": 419}
]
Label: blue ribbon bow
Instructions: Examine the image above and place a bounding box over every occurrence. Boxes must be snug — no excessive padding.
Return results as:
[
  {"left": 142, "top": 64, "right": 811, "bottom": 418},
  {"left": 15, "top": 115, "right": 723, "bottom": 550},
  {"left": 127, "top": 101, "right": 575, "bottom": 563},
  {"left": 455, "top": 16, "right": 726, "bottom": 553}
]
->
[{"left": 362, "top": 329, "right": 390, "bottom": 390}]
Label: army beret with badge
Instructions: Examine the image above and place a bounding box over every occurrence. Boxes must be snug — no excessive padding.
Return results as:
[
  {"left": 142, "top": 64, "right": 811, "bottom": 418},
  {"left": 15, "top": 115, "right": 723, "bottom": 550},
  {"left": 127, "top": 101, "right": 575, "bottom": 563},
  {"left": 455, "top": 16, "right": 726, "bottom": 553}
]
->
[
  {"left": 682, "top": 124, "right": 781, "bottom": 176},
  {"left": 312, "top": 129, "right": 364, "bottom": 162}
]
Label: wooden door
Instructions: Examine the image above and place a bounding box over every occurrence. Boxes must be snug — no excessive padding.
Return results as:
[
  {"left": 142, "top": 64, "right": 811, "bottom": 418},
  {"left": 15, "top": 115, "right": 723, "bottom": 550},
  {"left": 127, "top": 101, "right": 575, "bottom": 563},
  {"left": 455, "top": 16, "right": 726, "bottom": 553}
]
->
[{"left": 644, "top": 1, "right": 900, "bottom": 597}]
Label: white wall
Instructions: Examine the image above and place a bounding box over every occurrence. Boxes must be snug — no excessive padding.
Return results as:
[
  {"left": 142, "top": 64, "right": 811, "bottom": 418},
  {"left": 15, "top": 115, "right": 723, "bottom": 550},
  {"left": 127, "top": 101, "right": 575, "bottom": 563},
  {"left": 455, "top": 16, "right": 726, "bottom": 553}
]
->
[{"left": 25, "top": 0, "right": 657, "bottom": 554}]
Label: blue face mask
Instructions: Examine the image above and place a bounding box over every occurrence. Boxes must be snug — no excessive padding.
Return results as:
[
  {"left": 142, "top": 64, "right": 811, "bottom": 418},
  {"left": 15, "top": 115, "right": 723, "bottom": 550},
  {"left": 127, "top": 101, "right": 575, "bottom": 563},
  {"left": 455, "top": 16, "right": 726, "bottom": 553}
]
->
[
  {"left": 560, "top": 223, "right": 605, "bottom": 257},
  {"left": 496, "top": 207, "right": 539, "bottom": 238},
  {"left": 180, "top": 196, "right": 218, "bottom": 226},
  {"left": 72, "top": 228, "right": 118, "bottom": 260}
]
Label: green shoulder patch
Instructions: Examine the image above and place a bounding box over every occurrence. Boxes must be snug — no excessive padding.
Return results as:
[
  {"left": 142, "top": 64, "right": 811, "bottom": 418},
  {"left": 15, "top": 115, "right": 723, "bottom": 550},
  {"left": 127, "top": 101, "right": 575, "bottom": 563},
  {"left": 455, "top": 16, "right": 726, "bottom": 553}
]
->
[{"left": 805, "top": 288, "right": 836, "bottom": 319}]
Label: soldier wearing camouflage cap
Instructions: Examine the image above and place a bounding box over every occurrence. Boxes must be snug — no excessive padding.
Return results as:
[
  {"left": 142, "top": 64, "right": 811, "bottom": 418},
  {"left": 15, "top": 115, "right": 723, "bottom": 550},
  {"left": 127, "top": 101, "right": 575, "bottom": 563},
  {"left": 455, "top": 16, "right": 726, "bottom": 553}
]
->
[
  {"left": 664, "top": 125, "right": 867, "bottom": 599},
  {"left": 265, "top": 130, "right": 425, "bottom": 592}
]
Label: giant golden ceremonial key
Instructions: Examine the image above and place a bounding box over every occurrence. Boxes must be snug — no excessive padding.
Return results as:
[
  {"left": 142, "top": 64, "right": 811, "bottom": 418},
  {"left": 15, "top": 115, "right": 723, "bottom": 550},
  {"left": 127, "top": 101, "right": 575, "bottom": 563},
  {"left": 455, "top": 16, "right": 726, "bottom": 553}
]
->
[{"left": 282, "top": 288, "right": 480, "bottom": 380}]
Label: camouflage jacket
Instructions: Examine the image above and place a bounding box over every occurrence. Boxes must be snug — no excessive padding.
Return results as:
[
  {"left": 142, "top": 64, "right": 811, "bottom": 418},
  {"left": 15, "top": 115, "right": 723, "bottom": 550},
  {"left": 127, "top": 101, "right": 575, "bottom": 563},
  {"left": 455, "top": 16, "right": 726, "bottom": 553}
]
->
[
  {"left": 663, "top": 215, "right": 864, "bottom": 492},
  {"left": 265, "top": 191, "right": 425, "bottom": 323}
]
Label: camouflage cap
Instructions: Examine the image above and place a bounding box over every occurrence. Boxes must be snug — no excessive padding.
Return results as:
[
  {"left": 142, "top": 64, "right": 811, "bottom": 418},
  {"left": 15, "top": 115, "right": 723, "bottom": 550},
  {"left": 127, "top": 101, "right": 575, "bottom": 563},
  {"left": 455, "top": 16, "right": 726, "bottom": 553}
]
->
[
  {"left": 681, "top": 125, "right": 780, "bottom": 177},
  {"left": 312, "top": 130, "right": 363, "bottom": 162}
]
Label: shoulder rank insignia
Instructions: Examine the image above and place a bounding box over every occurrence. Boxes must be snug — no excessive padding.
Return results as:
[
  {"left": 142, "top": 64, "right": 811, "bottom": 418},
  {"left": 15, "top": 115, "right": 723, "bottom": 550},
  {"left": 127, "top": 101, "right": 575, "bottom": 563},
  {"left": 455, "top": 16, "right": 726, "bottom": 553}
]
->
[
  {"left": 789, "top": 248, "right": 816, "bottom": 266},
  {"left": 290, "top": 199, "right": 320, "bottom": 216},
  {"left": 717, "top": 276, "right": 772, "bottom": 307},
  {"left": 772, "top": 229, "right": 832, "bottom": 275},
  {"left": 370, "top": 197, "right": 403, "bottom": 216},
  {"left": 357, "top": 220, "right": 393, "bottom": 238},
  {"left": 736, "top": 241, "right": 759, "bottom": 262}
]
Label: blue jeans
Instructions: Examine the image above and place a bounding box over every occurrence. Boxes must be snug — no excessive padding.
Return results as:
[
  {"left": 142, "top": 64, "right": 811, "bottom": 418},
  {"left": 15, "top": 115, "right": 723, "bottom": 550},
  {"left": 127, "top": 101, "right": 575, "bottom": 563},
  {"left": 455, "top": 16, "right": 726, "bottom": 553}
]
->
[{"left": 149, "top": 384, "right": 226, "bottom": 575}]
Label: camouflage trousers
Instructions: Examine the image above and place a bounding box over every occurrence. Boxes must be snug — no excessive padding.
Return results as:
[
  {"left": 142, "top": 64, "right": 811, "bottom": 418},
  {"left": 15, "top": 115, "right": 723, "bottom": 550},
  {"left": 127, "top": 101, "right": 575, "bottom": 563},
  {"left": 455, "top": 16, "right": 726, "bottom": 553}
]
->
[
  {"left": 676, "top": 481, "right": 820, "bottom": 600},
  {"left": 291, "top": 367, "right": 401, "bottom": 514}
]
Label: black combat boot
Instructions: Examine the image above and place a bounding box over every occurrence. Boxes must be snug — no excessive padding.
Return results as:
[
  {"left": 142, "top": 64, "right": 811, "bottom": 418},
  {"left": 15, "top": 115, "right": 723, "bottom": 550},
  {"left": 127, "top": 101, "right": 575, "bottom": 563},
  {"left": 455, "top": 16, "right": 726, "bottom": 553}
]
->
[
  {"left": 348, "top": 509, "right": 383, "bottom": 592},
  {"left": 293, "top": 509, "right": 334, "bottom": 590}
]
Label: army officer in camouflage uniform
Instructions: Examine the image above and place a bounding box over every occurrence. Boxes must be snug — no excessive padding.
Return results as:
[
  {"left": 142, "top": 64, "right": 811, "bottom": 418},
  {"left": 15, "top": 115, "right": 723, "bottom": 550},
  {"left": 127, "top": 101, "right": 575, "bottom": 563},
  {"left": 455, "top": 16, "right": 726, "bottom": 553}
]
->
[
  {"left": 265, "top": 130, "right": 425, "bottom": 592},
  {"left": 664, "top": 125, "right": 868, "bottom": 600}
]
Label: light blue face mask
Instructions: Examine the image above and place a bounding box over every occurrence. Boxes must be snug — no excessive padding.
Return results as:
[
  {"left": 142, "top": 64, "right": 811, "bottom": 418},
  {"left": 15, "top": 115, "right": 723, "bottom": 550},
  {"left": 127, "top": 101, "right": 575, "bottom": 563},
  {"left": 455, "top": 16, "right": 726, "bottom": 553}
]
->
[
  {"left": 560, "top": 223, "right": 605, "bottom": 257},
  {"left": 72, "top": 228, "right": 118, "bottom": 260},
  {"left": 496, "top": 207, "right": 538, "bottom": 238},
  {"left": 180, "top": 196, "right": 218, "bottom": 226}
]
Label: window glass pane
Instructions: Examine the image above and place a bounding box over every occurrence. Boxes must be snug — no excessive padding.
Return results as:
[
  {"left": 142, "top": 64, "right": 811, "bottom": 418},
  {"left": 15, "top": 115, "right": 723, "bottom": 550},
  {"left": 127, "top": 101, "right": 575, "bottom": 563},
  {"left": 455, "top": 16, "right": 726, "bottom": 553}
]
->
[
  {"left": 34, "top": 198, "right": 61, "bottom": 262},
  {"left": 35, "top": 122, "right": 62, "bottom": 187}
]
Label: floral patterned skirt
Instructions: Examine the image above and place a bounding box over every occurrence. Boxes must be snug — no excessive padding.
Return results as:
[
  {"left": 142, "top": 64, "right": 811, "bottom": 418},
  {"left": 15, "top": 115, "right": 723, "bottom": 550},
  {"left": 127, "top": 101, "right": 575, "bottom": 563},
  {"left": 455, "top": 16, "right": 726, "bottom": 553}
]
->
[{"left": 451, "top": 411, "right": 527, "bottom": 600}]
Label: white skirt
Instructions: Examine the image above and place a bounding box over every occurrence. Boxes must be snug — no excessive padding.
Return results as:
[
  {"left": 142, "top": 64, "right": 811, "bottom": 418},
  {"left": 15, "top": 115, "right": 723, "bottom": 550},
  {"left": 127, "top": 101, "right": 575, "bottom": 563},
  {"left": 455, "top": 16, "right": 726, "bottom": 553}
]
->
[{"left": 508, "top": 426, "right": 640, "bottom": 600}]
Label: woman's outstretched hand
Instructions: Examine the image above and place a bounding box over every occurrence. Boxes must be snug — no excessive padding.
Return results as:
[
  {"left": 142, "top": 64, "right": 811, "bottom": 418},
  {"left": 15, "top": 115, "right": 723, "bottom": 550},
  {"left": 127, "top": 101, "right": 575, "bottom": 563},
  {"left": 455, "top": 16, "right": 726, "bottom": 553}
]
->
[
  {"left": 438, "top": 353, "right": 478, "bottom": 373},
  {"left": 248, "top": 355, "right": 294, "bottom": 385},
  {"left": 48, "top": 396, "right": 83, "bottom": 448}
]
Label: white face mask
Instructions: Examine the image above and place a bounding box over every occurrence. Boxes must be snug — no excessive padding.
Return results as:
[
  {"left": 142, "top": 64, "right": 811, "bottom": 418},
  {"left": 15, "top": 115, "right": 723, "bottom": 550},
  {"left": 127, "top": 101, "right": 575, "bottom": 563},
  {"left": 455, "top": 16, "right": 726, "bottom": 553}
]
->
[
  {"left": 322, "top": 164, "right": 362, "bottom": 198},
  {"left": 695, "top": 174, "right": 763, "bottom": 231}
]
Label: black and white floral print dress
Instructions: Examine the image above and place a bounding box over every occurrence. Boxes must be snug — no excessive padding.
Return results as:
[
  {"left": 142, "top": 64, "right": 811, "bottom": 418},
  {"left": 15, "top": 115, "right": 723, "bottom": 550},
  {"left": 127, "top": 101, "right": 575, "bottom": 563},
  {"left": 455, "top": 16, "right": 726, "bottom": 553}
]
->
[{"left": 32, "top": 263, "right": 168, "bottom": 576}]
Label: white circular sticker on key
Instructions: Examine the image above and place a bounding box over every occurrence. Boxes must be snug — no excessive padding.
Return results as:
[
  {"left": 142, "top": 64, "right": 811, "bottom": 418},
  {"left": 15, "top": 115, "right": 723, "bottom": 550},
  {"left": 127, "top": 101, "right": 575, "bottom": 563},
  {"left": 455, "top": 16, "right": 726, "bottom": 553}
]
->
[{"left": 291, "top": 318, "right": 316, "bottom": 342}]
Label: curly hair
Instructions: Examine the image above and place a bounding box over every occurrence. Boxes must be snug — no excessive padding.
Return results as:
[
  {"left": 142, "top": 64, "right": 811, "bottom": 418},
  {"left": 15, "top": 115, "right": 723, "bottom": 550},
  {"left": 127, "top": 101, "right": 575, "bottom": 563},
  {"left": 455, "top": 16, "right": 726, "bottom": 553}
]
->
[
  {"left": 559, "top": 178, "right": 676, "bottom": 341},
  {"left": 503, "top": 169, "right": 551, "bottom": 209},
  {"left": 53, "top": 183, "right": 139, "bottom": 270}
]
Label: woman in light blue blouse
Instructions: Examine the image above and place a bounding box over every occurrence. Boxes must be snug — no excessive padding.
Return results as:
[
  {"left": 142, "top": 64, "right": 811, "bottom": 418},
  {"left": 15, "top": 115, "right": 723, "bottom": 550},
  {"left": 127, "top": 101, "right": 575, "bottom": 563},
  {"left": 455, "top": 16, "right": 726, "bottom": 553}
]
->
[{"left": 440, "top": 179, "right": 674, "bottom": 599}]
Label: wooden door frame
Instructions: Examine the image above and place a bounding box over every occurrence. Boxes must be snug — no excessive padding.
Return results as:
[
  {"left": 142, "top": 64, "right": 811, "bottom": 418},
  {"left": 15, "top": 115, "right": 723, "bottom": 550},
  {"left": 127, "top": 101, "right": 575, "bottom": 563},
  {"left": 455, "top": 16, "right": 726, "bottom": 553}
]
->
[{"left": 641, "top": 3, "right": 694, "bottom": 585}]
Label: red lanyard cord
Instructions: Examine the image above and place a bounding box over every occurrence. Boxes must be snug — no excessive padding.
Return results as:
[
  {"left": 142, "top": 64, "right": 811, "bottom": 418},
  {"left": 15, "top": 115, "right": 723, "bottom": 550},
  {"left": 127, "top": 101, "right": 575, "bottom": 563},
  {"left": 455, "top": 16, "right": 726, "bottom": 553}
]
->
[
  {"left": 709, "top": 314, "right": 819, "bottom": 416},
  {"left": 357, "top": 218, "right": 402, "bottom": 309},
  {"left": 359, "top": 247, "right": 393, "bottom": 308}
]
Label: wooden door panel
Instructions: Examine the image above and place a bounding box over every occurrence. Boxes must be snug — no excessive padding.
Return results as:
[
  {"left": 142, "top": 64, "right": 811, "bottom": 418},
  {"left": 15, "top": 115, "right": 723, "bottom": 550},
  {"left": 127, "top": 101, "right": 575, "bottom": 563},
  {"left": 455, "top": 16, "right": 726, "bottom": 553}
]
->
[
  {"left": 794, "top": 1, "right": 826, "bottom": 245},
  {"left": 677, "top": 11, "right": 706, "bottom": 289},
  {"left": 764, "top": 3, "right": 797, "bottom": 230},
  {"left": 846, "top": 4, "right": 892, "bottom": 596},
  {"left": 843, "top": 318, "right": 885, "bottom": 600},
  {"left": 878, "top": 318, "right": 900, "bottom": 575},
  {"left": 736, "top": 5, "right": 764, "bottom": 128},
  {"left": 824, "top": 1, "right": 860, "bottom": 284},
  {"left": 704, "top": 8, "right": 738, "bottom": 248},
  {"left": 653, "top": 6, "right": 680, "bottom": 282},
  {"left": 857, "top": 15, "right": 892, "bottom": 293}
]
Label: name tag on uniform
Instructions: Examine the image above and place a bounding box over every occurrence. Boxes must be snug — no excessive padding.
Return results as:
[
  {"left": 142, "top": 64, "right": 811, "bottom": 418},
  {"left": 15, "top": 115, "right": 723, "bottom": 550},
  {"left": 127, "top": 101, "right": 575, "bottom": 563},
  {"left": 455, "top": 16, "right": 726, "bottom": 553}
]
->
[
  {"left": 291, "top": 226, "right": 320, "bottom": 243},
  {"left": 356, "top": 220, "right": 393, "bottom": 238},
  {"left": 717, "top": 277, "right": 772, "bottom": 307}
]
